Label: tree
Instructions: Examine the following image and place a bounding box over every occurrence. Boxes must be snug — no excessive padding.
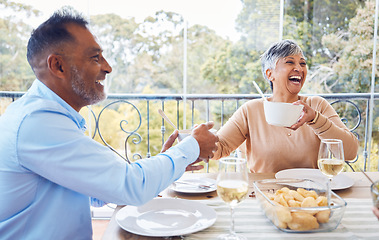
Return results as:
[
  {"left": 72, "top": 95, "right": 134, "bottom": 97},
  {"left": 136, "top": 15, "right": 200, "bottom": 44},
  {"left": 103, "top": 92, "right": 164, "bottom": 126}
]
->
[
  {"left": 201, "top": 0, "right": 364, "bottom": 95},
  {"left": 236, "top": 0, "right": 281, "bottom": 52},
  {"left": 90, "top": 14, "right": 141, "bottom": 93},
  {"left": 90, "top": 10, "right": 229, "bottom": 94},
  {"left": 283, "top": 0, "right": 363, "bottom": 69},
  {"left": 201, "top": 41, "right": 266, "bottom": 94},
  {"left": 321, "top": 0, "right": 376, "bottom": 94},
  {"left": 0, "top": 0, "right": 38, "bottom": 91}
]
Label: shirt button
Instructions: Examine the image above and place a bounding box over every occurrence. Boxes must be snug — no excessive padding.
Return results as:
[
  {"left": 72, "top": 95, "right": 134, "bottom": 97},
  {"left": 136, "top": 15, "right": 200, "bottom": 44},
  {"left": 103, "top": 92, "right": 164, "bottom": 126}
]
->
[{"left": 287, "top": 133, "right": 291, "bottom": 136}]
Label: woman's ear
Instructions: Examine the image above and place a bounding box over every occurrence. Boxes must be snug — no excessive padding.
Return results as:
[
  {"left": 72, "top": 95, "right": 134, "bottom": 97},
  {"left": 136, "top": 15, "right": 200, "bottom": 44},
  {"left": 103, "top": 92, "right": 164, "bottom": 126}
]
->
[{"left": 47, "top": 54, "right": 65, "bottom": 78}]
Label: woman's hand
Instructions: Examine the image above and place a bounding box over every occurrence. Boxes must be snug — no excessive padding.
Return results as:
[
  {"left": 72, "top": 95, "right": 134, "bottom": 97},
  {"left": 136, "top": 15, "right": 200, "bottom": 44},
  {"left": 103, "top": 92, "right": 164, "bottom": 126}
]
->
[
  {"left": 185, "top": 158, "right": 205, "bottom": 171},
  {"left": 160, "top": 129, "right": 179, "bottom": 153},
  {"left": 289, "top": 100, "right": 317, "bottom": 130},
  {"left": 160, "top": 129, "right": 204, "bottom": 171}
]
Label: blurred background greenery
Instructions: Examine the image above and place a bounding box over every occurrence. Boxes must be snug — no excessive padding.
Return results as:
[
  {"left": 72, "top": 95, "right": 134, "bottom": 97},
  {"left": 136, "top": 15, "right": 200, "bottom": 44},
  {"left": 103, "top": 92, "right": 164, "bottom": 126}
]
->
[{"left": 1, "top": 0, "right": 379, "bottom": 172}]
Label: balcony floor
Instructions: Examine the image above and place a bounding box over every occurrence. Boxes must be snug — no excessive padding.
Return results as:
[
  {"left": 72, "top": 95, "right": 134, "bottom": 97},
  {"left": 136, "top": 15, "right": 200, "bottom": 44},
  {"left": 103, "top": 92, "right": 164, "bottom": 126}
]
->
[{"left": 92, "top": 219, "right": 110, "bottom": 240}]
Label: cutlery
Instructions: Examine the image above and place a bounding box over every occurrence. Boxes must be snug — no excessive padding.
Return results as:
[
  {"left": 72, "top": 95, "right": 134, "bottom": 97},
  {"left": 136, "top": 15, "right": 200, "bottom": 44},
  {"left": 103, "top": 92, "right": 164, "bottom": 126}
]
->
[
  {"left": 253, "top": 81, "right": 268, "bottom": 101},
  {"left": 158, "top": 109, "right": 177, "bottom": 129},
  {"left": 358, "top": 167, "right": 374, "bottom": 184},
  {"left": 174, "top": 181, "right": 214, "bottom": 190}
]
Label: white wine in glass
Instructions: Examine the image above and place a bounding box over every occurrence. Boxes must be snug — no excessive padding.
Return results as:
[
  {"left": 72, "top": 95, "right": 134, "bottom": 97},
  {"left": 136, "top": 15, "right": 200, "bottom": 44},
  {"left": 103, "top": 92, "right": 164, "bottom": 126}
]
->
[
  {"left": 317, "top": 139, "right": 345, "bottom": 205},
  {"left": 217, "top": 157, "right": 248, "bottom": 240}
]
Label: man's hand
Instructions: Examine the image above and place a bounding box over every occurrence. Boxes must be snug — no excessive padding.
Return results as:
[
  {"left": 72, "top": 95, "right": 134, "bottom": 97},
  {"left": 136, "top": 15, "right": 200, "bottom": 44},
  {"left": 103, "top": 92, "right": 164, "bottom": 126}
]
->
[
  {"left": 161, "top": 129, "right": 178, "bottom": 153},
  {"left": 191, "top": 121, "right": 219, "bottom": 162}
]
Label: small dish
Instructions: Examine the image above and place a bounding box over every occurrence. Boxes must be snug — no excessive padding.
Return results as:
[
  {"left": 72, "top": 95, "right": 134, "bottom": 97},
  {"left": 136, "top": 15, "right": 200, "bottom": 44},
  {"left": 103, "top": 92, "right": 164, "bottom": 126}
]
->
[
  {"left": 275, "top": 168, "right": 354, "bottom": 190},
  {"left": 253, "top": 178, "right": 347, "bottom": 233},
  {"left": 170, "top": 178, "right": 216, "bottom": 194}
]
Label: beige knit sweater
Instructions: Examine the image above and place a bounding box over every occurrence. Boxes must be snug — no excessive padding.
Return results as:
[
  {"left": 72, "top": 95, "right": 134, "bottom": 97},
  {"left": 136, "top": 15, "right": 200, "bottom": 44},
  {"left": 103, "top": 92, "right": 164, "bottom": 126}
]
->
[{"left": 213, "top": 96, "right": 359, "bottom": 173}]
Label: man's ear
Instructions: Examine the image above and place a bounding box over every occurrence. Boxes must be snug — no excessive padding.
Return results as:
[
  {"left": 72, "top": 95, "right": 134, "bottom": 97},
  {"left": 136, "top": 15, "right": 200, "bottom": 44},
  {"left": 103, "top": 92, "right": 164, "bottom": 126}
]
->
[{"left": 47, "top": 54, "right": 65, "bottom": 78}]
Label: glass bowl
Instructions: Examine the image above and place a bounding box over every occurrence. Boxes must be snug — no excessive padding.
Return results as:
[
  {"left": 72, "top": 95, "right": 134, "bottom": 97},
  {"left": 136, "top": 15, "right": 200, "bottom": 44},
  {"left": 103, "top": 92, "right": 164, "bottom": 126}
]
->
[{"left": 253, "top": 178, "right": 346, "bottom": 233}]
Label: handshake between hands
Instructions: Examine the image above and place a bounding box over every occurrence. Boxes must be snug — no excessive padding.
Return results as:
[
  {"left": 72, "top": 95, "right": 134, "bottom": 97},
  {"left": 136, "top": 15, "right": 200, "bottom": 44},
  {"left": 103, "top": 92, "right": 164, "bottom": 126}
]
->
[{"left": 161, "top": 121, "right": 219, "bottom": 171}]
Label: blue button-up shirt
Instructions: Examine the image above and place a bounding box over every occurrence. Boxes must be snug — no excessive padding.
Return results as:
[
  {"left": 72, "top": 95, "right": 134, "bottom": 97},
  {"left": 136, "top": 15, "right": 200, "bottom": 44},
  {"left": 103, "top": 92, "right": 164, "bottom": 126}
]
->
[{"left": 0, "top": 80, "right": 199, "bottom": 239}]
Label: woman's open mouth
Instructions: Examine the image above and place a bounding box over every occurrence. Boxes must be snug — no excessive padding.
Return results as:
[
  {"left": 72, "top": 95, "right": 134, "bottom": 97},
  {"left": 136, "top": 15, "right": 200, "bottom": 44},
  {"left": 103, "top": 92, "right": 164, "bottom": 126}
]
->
[{"left": 289, "top": 75, "right": 302, "bottom": 83}]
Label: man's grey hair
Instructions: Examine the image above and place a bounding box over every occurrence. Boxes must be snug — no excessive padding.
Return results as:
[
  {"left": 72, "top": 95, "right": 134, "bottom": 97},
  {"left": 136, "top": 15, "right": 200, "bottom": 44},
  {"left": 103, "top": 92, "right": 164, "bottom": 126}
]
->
[{"left": 260, "top": 40, "right": 304, "bottom": 89}]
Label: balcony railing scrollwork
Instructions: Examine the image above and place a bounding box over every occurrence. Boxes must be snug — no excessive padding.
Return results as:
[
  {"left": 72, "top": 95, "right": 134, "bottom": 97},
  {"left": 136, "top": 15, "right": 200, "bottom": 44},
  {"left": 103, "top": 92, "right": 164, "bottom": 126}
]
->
[{"left": 1, "top": 91, "right": 379, "bottom": 172}]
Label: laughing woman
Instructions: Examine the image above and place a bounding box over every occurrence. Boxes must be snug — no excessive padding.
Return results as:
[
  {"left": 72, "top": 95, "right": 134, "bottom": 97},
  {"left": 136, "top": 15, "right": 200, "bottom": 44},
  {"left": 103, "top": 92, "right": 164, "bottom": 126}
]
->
[{"left": 212, "top": 39, "right": 359, "bottom": 173}]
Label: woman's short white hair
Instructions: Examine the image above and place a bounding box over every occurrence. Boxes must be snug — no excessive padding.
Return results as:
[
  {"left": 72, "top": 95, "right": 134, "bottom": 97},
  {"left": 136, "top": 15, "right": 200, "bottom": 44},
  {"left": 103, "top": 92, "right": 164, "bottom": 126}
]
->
[{"left": 260, "top": 39, "right": 304, "bottom": 88}]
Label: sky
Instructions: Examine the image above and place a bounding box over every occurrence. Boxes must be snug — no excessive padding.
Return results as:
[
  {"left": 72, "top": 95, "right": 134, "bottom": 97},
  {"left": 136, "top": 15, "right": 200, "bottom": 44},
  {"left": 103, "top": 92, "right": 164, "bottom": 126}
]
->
[{"left": 12, "top": 0, "right": 243, "bottom": 41}]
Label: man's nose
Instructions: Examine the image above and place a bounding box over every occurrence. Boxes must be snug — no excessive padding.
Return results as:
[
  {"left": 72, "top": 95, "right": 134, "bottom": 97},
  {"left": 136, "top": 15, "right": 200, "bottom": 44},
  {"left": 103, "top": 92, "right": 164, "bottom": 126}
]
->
[{"left": 102, "top": 57, "right": 112, "bottom": 74}]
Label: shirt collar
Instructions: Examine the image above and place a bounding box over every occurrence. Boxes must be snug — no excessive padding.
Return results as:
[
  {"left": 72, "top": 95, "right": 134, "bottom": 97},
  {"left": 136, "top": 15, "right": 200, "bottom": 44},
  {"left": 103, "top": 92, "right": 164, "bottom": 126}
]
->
[{"left": 30, "top": 79, "right": 87, "bottom": 130}]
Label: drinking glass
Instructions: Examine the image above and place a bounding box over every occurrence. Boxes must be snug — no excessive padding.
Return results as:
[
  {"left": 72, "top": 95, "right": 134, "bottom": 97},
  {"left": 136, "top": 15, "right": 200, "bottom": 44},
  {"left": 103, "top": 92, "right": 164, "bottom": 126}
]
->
[
  {"left": 317, "top": 139, "right": 345, "bottom": 205},
  {"left": 217, "top": 157, "right": 248, "bottom": 240},
  {"left": 371, "top": 180, "right": 379, "bottom": 209}
]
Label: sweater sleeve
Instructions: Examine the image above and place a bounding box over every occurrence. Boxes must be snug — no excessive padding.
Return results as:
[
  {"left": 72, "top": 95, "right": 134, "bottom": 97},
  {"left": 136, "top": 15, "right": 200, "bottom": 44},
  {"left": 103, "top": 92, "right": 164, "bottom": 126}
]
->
[
  {"left": 213, "top": 103, "right": 250, "bottom": 159},
  {"left": 306, "top": 96, "right": 359, "bottom": 161}
]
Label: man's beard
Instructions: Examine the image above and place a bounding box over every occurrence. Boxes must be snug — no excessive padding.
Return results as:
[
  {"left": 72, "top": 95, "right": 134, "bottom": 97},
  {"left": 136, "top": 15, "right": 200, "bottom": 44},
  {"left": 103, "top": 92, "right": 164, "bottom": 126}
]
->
[{"left": 70, "top": 65, "right": 107, "bottom": 106}]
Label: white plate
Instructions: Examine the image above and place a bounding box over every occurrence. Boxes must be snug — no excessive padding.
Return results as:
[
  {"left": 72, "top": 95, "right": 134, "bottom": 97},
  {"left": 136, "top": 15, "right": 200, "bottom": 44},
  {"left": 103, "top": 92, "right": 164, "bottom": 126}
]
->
[
  {"left": 116, "top": 198, "right": 217, "bottom": 237},
  {"left": 275, "top": 168, "right": 354, "bottom": 190},
  {"left": 170, "top": 178, "right": 216, "bottom": 194}
]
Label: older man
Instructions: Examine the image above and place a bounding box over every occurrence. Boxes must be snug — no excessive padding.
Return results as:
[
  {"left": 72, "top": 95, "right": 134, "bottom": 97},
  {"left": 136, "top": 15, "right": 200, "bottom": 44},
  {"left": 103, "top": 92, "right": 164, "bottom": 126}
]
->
[{"left": 0, "top": 7, "right": 218, "bottom": 239}]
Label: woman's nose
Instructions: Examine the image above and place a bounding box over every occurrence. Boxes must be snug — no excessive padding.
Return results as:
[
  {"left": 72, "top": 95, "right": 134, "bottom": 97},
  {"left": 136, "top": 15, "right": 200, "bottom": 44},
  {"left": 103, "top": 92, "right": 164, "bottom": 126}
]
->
[{"left": 293, "top": 63, "right": 302, "bottom": 72}]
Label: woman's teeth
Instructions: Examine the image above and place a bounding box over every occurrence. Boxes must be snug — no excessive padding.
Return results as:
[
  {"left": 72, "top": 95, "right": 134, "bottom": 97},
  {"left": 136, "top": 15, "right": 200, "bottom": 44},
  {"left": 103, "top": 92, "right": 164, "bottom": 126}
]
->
[{"left": 289, "top": 76, "right": 301, "bottom": 82}]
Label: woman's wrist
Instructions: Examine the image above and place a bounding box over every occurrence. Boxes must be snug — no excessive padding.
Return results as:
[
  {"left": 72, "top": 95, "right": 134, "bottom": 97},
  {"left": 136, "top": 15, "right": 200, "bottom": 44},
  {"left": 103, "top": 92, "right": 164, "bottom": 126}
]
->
[{"left": 308, "top": 111, "right": 319, "bottom": 125}]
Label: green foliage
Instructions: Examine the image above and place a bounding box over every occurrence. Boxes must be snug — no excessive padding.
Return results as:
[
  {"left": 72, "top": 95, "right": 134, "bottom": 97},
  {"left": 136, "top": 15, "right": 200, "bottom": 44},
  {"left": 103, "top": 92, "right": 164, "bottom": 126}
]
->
[
  {"left": 348, "top": 141, "right": 378, "bottom": 172},
  {"left": 201, "top": 42, "right": 267, "bottom": 94},
  {"left": 283, "top": 0, "right": 362, "bottom": 68},
  {"left": 321, "top": 1, "right": 376, "bottom": 94},
  {"left": 0, "top": 0, "right": 37, "bottom": 90},
  {"left": 80, "top": 92, "right": 202, "bottom": 161},
  {"left": 90, "top": 11, "right": 228, "bottom": 94},
  {"left": 236, "top": 0, "right": 281, "bottom": 51},
  {"left": 1, "top": 1, "right": 379, "bottom": 171}
]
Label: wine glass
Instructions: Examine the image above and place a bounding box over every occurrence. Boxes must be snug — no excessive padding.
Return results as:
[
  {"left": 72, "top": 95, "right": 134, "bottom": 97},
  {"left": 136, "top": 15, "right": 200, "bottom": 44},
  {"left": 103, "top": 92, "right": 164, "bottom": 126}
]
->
[
  {"left": 217, "top": 157, "right": 249, "bottom": 240},
  {"left": 317, "top": 139, "right": 345, "bottom": 205}
]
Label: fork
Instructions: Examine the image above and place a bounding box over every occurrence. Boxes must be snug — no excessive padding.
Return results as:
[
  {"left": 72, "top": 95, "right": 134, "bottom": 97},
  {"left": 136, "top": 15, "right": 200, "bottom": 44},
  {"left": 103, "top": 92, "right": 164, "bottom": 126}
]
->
[{"left": 174, "top": 181, "right": 214, "bottom": 190}]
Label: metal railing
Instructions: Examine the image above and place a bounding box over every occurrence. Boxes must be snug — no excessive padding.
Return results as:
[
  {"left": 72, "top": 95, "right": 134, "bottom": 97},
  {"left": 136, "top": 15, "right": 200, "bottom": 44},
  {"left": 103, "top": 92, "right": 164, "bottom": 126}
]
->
[{"left": 1, "top": 91, "right": 378, "bottom": 172}]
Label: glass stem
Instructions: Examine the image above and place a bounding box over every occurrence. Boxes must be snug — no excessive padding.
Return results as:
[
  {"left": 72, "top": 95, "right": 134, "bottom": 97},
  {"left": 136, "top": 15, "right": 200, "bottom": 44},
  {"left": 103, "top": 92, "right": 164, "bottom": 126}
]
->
[
  {"left": 230, "top": 206, "right": 236, "bottom": 235},
  {"left": 327, "top": 178, "right": 332, "bottom": 206}
]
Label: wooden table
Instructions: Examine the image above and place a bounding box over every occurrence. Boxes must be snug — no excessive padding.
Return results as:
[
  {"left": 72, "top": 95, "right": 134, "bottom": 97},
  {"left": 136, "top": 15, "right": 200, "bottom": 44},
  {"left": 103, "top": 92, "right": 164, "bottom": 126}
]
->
[{"left": 102, "top": 172, "right": 379, "bottom": 240}]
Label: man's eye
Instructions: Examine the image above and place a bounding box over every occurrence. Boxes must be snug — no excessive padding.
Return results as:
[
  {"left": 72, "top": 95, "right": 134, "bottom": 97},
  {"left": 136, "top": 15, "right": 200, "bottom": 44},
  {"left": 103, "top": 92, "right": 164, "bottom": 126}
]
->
[
  {"left": 286, "top": 61, "right": 294, "bottom": 64},
  {"left": 92, "top": 55, "right": 100, "bottom": 61},
  {"left": 301, "top": 62, "right": 307, "bottom": 66}
]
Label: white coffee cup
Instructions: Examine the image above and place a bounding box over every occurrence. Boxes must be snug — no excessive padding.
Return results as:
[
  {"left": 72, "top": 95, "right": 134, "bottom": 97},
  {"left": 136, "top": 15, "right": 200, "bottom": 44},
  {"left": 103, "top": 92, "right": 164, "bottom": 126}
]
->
[{"left": 263, "top": 101, "right": 304, "bottom": 127}]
